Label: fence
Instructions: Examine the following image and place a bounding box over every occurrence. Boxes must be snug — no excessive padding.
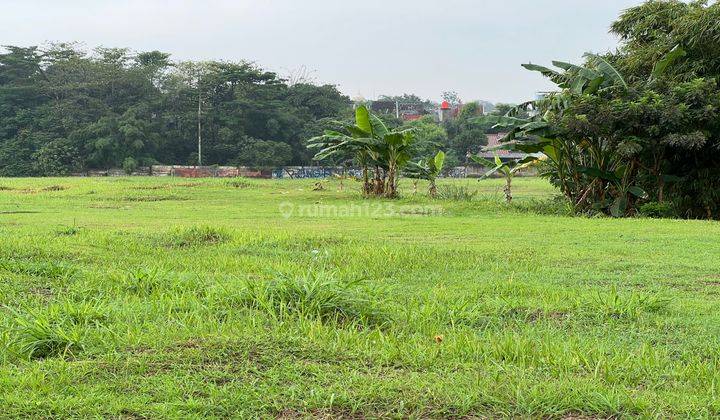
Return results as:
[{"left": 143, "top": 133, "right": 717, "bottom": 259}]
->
[{"left": 79, "top": 165, "right": 527, "bottom": 179}]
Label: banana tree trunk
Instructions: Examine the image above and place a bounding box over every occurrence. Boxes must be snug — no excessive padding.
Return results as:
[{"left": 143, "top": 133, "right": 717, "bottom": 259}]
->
[
  {"left": 504, "top": 176, "right": 512, "bottom": 203},
  {"left": 362, "top": 165, "right": 371, "bottom": 196},
  {"left": 373, "top": 166, "right": 384, "bottom": 196},
  {"left": 385, "top": 164, "right": 397, "bottom": 198},
  {"left": 429, "top": 180, "right": 437, "bottom": 198}
]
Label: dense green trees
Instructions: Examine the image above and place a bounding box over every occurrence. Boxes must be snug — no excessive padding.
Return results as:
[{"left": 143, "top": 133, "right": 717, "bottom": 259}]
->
[
  {"left": 0, "top": 44, "right": 351, "bottom": 176},
  {"left": 485, "top": 0, "right": 720, "bottom": 219}
]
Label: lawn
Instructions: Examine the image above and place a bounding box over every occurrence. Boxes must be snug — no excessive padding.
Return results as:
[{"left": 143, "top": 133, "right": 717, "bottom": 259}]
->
[{"left": 1, "top": 176, "right": 720, "bottom": 418}]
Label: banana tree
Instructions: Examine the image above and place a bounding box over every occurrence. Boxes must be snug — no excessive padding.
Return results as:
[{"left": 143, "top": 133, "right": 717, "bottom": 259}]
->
[
  {"left": 308, "top": 105, "right": 415, "bottom": 198},
  {"left": 403, "top": 151, "right": 445, "bottom": 197},
  {"left": 471, "top": 154, "right": 539, "bottom": 203},
  {"left": 471, "top": 46, "right": 683, "bottom": 215}
]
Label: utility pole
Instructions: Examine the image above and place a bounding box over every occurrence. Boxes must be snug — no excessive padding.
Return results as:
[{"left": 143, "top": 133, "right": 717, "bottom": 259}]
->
[
  {"left": 197, "top": 87, "right": 202, "bottom": 166},
  {"left": 395, "top": 100, "right": 400, "bottom": 119}
]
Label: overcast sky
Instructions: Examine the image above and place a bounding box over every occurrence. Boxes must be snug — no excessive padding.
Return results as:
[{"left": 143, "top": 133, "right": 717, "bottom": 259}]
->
[{"left": 1, "top": 0, "right": 644, "bottom": 104}]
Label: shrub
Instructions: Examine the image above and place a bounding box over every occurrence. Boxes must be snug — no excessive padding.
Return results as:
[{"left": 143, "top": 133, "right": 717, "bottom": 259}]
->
[
  {"left": 638, "top": 202, "right": 676, "bottom": 219},
  {"left": 122, "top": 157, "right": 138, "bottom": 175}
]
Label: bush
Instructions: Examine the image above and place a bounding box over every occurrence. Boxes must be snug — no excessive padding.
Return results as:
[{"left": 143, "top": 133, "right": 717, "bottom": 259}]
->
[
  {"left": 639, "top": 202, "right": 676, "bottom": 219},
  {"left": 122, "top": 157, "right": 138, "bottom": 175}
]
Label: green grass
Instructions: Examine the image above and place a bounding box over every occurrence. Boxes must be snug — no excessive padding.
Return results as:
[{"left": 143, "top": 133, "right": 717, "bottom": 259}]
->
[{"left": 1, "top": 176, "right": 720, "bottom": 417}]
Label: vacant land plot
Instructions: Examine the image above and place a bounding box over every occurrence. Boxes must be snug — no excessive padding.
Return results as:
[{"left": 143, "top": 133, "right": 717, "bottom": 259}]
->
[{"left": 1, "top": 176, "right": 719, "bottom": 418}]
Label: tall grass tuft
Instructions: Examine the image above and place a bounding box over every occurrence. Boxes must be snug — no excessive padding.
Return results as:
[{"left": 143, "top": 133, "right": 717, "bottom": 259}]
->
[
  {"left": 589, "top": 286, "right": 671, "bottom": 319},
  {"left": 436, "top": 184, "right": 478, "bottom": 201},
  {"left": 165, "top": 226, "right": 231, "bottom": 248},
  {"left": 237, "top": 272, "right": 390, "bottom": 328},
  {"left": 7, "top": 301, "right": 107, "bottom": 360}
]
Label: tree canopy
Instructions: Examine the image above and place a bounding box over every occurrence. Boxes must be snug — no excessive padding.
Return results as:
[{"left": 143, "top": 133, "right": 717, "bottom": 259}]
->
[{"left": 0, "top": 43, "right": 352, "bottom": 176}]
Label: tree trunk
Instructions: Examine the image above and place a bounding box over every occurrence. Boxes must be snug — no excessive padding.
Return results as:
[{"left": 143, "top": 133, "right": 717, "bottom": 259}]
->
[
  {"left": 412, "top": 180, "right": 418, "bottom": 195},
  {"left": 429, "top": 180, "right": 437, "bottom": 198},
  {"left": 362, "top": 165, "right": 370, "bottom": 196},
  {"left": 385, "top": 164, "right": 398, "bottom": 198},
  {"left": 373, "top": 166, "right": 384, "bottom": 196},
  {"left": 504, "top": 176, "right": 512, "bottom": 203}
]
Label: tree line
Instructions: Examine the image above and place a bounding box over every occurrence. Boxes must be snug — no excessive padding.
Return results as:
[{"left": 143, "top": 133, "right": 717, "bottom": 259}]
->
[
  {"left": 0, "top": 44, "right": 503, "bottom": 177},
  {"left": 0, "top": 44, "right": 353, "bottom": 176}
]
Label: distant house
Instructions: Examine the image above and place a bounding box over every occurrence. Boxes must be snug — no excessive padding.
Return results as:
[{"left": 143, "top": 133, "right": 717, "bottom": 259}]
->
[{"left": 475, "top": 132, "right": 533, "bottom": 162}]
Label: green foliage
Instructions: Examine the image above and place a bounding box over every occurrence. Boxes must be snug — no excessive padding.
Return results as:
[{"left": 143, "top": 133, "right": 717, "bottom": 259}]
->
[
  {"left": 484, "top": 1, "right": 720, "bottom": 218},
  {"left": 471, "top": 154, "right": 539, "bottom": 203},
  {"left": 443, "top": 102, "right": 488, "bottom": 159},
  {"left": 235, "top": 138, "right": 293, "bottom": 168},
  {"left": 8, "top": 301, "right": 107, "bottom": 360},
  {"left": 122, "top": 157, "right": 138, "bottom": 175},
  {"left": 638, "top": 202, "right": 676, "bottom": 219},
  {"left": 0, "top": 44, "right": 351, "bottom": 175},
  {"left": 403, "top": 151, "right": 446, "bottom": 197},
  {"left": 308, "top": 105, "right": 416, "bottom": 198}
]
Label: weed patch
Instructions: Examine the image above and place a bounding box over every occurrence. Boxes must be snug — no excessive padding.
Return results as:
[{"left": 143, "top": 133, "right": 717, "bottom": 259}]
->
[
  {"left": 436, "top": 184, "right": 478, "bottom": 201},
  {"left": 119, "top": 194, "right": 188, "bottom": 202},
  {"left": 586, "top": 286, "right": 671, "bottom": 319},
  {"left": 117, "top": 267, "right": 206, "bottom": 296},
  {"left": 6, "top": 301, "right": 107, "bottom": 360},
  {"left": 55, "top": 225, "right": 82, "bottom": 236},
  {"left": 41, "top": 185, "right": 68, "bottom": 192},
  {"left": 226, "top": 179, "right": 254, "bottom": 189},
  {"left": 234, "top": 272, "right": 390, "bottom": 328},
  {"left": 164, "top": 226, "right": 231, "bottom": 248}
]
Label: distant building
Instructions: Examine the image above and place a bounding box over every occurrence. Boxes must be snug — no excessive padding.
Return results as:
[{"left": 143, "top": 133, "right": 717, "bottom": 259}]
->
[
  {"left": 367, "top": 100, "right": 428, "bottom": 121},
  {"left": 437, "top": 100, "right": 484, "bottom": 122},
  {"left": 474, "top": 132, "right": 538, "bottom": 163}
]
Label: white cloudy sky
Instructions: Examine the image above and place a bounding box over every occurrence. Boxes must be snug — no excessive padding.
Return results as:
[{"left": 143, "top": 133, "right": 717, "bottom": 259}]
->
[{"left": 1, "top": 0, "right": 643, "bottom": 103}]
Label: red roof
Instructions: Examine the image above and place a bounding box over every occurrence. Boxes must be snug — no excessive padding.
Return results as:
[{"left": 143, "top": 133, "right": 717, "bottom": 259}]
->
[{"left": 441, "top": 101, "right": 450, "bottom": 110}]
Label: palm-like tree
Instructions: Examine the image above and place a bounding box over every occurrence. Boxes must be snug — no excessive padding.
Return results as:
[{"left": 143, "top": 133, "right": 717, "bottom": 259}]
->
[
  {"left": 403, "top": 151, "right": 445, "bottom": 197},
  {"left": 308, "top": 105, "right": 415, "bottom": 198}
]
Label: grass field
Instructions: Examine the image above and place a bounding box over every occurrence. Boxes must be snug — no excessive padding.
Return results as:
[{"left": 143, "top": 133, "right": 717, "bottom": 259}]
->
[{"left": 1, "top": 176, "right": 720, "bottom": 418}]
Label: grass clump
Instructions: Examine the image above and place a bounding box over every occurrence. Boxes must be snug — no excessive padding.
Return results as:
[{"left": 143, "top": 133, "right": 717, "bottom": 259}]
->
[
  {"left": 7, "top": 301, "right": 107, "bottom": 360},
  {"left": 41, "top": 185, "right": 68, "bottom": 192},
  {"left": 436, "top": 184, "right": 477, "bottom": 201},
  {"left": 237, "top": 272, "right": 390, "bottom": 328},
  {"left": 226, "top": 179, "right": 254, "bottom": 189},
  {"left": 166, "top": 226, "right": 231, "bottom": 248},
  {"left": 588, "top": 286, "right": 671, "bottom": 319},
  {"left": 55, "top": 225, "right": 81, "bottom": 236}
]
